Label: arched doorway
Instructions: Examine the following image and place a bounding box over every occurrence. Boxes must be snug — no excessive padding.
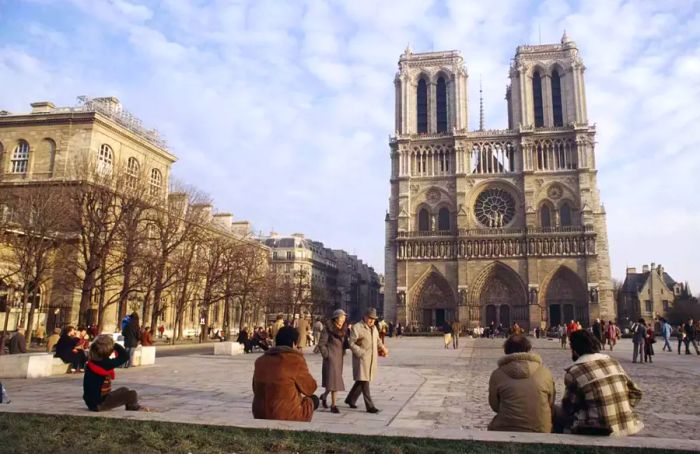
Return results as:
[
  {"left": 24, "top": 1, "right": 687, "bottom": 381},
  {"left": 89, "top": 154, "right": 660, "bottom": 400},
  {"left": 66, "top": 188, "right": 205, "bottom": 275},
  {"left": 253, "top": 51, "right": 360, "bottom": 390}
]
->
[
  {"left": 544, "top": 267, "right": 588, "bottom": 327},
  {"left": 409, "top": 269, "right": 456, "bottom": 331},
  {"left": 474, "top": 263, "right": 529, "bottom": 330}
]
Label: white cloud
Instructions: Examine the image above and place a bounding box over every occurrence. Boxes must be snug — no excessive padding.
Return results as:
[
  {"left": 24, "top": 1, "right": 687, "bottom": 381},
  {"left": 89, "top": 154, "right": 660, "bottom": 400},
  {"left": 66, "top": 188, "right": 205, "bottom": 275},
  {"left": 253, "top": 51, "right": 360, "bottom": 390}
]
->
[{"left": 2, "top": 0, "right": 699, "bottom": 291}]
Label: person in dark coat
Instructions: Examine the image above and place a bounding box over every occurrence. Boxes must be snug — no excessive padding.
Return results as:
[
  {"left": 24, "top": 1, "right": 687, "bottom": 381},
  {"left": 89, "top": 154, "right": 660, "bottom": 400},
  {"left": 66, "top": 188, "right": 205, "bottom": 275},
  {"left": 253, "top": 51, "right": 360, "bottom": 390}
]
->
[
  {"left": 84, "top": 334, "right": 145, "bottom": 411},
  {"left": 9, "top": 328, "right": 27, "bottom": 354},
  {"left": 237, "top": 326, "right": 251, "bottom": 353},
  {"left": 318, "top": 309, "right": 349, "bottom": 414},
  {"left": 121, "top": 312, "right": 141, "bottom": 368},
  {"left": 54, "top": 326, "right": 86, "bottom": 372}
]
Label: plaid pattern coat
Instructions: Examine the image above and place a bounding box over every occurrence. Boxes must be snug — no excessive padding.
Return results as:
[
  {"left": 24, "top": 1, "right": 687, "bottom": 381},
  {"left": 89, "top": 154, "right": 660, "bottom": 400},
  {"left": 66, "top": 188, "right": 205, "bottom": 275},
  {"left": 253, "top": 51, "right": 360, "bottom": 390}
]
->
[{"left": 562, "top": 353, "right": 643, "bottom": 436}]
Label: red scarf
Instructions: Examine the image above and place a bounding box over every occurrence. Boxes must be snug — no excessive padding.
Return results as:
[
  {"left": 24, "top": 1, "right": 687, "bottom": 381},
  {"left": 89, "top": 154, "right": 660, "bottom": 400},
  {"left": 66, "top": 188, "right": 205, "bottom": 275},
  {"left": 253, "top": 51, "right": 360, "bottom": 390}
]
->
[{"left": 86, "top": 361, "right": 115, "bottom": 380}]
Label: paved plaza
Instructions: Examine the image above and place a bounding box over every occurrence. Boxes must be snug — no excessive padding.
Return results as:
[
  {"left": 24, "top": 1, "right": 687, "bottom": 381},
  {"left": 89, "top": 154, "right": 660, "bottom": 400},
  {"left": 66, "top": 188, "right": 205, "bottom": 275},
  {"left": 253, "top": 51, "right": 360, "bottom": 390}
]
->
[{"left": 1, "top": 336, "right": 699, "bottom": 450}]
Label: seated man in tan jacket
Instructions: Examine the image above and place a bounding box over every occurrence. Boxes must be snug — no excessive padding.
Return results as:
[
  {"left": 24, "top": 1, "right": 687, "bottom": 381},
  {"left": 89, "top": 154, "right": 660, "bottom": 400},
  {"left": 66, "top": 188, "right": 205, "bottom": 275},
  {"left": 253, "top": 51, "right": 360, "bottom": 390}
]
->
[
  {"left": 488, "top": 334, "right": 555, "bottom": 432},
  {"left": 252, "top": 326, "right": 319, "bottom": 421}
]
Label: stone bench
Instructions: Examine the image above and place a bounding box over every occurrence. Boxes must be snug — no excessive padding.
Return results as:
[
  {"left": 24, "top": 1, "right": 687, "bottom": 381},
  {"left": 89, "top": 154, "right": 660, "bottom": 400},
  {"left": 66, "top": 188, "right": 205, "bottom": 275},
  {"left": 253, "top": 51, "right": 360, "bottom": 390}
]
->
[
  {"left": 0, "top": 353, "right": 66, "bottom": 379},
  {"left": 213, "top": 342, "right": 245, "bottom": 356},
  {"left": 131, "top": 346, "right": 156, "bottom": 366}
]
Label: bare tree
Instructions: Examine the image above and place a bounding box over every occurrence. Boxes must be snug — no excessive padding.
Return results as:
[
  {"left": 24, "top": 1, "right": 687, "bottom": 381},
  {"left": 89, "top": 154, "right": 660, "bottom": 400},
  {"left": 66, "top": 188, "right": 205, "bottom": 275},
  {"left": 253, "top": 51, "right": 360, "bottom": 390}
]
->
[
  {"left": 65, "top": 155, "right": 128, "bottom": 327},
  {"left": 195, "top": 233, "right": 229, "bottom": 342},
  {"left": 0, "top": 184, "right": 69, "bottom": 342},
  {"left": 145, "top": 183, "right": 211, "bottom": 331},
  {"left": 229, "top": 241, "right": 269, "bottom": 331}
]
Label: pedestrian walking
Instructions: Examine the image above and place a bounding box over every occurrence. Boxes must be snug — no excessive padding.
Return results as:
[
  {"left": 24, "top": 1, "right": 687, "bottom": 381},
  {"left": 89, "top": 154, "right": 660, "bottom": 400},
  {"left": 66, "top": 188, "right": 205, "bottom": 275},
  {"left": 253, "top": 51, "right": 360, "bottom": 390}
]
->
[
  {"left": 318, "top": 309, "right": 349, "bottom": 414},
  {"left": 643, "top": 325, "right": 655, "bottom": 363},
  {"left": 451, "top": 319, "right": 461, "bottom": 349},
  {"left": 605, "top": 321, "right": 618, "bottom": 351},
  {"left": 346, "top": 308, "right": 387, "bottom": 413},
  {"left": 442, "top": 321, "right": 452, "bottom": 349},
  {"left": 559, "top": 324, "right": 567, "bottom": 349},
  {"left": 683, "top": 319, "right": 699, "bottom": 355},
  {"left": 631, "top": 319, "right": 646, "bottom": 363},
  {"left": 592, "top": 319, "right": 605, "bottom": 350},
  {"left": 660, "top": 318, "right": 672, "bottom": 352},
  {"left": 121, "top": 312, "right": 141, "bottom": 368}
]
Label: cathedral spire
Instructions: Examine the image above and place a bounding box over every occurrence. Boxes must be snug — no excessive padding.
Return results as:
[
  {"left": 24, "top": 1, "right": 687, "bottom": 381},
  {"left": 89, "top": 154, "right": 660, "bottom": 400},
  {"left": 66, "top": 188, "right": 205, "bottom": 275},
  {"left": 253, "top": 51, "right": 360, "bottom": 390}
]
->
[{"left": 479, "top": 77, "right": 485, "bottom": 131}]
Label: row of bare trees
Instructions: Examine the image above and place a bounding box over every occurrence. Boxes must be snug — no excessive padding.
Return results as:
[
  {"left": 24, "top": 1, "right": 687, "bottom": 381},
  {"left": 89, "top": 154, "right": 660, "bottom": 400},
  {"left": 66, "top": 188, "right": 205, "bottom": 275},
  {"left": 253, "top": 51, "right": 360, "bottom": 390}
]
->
[{"left": 0, "top": 153, "right": 272, "bottom": 345}]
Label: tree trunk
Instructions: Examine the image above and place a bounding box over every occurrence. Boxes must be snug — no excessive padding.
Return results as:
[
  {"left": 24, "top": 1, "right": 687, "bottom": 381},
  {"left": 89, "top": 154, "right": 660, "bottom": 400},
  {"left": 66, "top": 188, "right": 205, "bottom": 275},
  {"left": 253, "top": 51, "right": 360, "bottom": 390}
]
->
[
  {"left": 18, "top": 286, "right": 29, "bottom": 330},
  {"left": 78, "top": 269, "right": 97, "bottom": 326},
  {"left": 25, "top": 284, "right": 40, "bottom": 338}
]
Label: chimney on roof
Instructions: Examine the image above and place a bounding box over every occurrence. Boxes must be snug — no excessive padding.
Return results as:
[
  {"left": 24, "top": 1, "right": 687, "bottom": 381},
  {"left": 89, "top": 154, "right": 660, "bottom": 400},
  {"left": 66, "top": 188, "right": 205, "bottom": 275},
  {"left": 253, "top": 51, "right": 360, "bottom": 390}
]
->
[
  {"left": 213, "top": 213, "right": 233, "bottom": 230},
  {"left": 642, "top": 264, "right": 649, "bottom": 273},
  {"left": 93, "top": 97, "right": 122, "bottom": 113},
  {"left": 31, "top": 101, "right": 55, "bottom": 114},
  {"left": 626, "top": 267, "right": 637, "bottom": 274},
  {"left": 231, "top": 221, "right": 251, "bottom": 236}
]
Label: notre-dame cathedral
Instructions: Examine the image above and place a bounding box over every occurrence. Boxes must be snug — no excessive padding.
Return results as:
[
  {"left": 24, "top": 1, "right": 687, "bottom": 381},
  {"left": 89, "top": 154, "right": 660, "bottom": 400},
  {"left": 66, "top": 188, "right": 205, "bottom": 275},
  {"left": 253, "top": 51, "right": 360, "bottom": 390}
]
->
[{"left": 384, "top": 33, "right": 615, "bottom": 331}]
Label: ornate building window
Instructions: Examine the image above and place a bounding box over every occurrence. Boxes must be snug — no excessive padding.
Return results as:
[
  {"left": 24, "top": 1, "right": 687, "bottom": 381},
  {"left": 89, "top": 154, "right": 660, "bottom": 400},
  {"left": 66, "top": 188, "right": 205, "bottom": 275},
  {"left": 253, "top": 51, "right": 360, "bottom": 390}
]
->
[
  {"left": 532, "top": 71, "right": 544, "bottom": 128},
  {"left": 474, "top": 188, "right": 515, "bottom": 228},
  {"left": 97, "top": 144, "right": 113, "bottom": 175},
  {"left": 551, "top": 70, "right": 563, "bottom": 127},
  {"left": 438, "top": 207, "right": 450, "bottom": 231},
  {"left": 150, "top": 168, "right": 162, "bottom": 196},
  {"left": 560, "top": 203, "right": 572, "bottom": 227},
  {"left": 416, "top": 78, "right": 428, "bottom": 133},
  {"left": 126, "top": 157, "right": 140, "bottom": 187},
  {"left": 11, "top": 140, "right": 29, "bottom": 174},
  {"left": 436, "top": 76, "right": 448, "bottom": 133},
  {"left": 540, "top": 205, "right": 552, "bottom": 228},
  {"left": 418, "top": 208, "right": 430, "bottom": 231}
]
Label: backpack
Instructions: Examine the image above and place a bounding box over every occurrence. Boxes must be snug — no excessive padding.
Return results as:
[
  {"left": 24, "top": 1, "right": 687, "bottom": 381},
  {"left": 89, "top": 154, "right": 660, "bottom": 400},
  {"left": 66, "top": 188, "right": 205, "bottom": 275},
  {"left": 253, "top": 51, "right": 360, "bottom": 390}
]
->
[{"left": 121, "top": 315, "right": 131, "bottom": 332}]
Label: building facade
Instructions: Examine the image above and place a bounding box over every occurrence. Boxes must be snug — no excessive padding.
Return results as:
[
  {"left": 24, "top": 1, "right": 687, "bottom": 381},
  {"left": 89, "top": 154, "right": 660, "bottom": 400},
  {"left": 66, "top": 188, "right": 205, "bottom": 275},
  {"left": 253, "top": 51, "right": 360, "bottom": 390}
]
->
[
  {"left": 618, "top": 263, "right": 688, "bottom": 325},
  {"left": 261, "top": 233, "right": 381, "bottom": 322},
  {"left": 0, "top": 97, "right": 265, "bottom": 336},
  {"left": 384, "top": 34, "right": 615, "bottom": 331}
]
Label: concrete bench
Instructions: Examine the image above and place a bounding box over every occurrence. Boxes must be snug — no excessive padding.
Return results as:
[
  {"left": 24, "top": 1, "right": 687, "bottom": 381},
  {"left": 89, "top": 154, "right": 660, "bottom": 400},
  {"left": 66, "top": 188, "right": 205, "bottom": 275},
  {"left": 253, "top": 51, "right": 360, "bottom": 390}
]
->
[
  {"left": 214, "top": 342, "right": 245, "bottom": 356},
  {"left": 131, "top": 346, "right": 156, "bottom": 366},
  {"left": 0, "top": 353, "right": 66, "bottom": 379}
]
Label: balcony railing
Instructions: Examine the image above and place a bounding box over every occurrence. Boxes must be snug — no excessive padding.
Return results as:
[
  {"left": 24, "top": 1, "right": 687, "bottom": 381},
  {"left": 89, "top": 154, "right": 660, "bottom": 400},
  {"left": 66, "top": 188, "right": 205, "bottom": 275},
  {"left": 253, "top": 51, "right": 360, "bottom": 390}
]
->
[{"left": 396, "top": 226, "right": 592, "bottom": 239}]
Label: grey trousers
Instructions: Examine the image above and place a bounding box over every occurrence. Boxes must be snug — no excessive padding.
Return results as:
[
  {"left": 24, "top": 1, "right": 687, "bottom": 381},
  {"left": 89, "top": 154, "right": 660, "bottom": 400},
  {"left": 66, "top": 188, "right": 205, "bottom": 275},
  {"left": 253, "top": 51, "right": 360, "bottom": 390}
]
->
[{"left": 346, "top": 380, "right": 376, "bottom": 410}]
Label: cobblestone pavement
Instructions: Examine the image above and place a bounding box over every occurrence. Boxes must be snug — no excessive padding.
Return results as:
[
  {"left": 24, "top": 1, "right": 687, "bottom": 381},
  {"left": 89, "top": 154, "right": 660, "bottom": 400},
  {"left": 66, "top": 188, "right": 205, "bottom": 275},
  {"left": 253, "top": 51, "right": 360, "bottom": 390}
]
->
[{"left": 1, "top": 336, "right": 699, "bottom": 448}]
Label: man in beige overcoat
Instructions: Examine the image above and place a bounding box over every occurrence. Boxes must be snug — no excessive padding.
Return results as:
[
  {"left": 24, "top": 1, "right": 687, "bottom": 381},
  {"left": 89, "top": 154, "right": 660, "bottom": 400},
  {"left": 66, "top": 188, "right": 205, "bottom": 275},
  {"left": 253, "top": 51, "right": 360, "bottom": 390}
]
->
[{"left": 345, "top": 308, "right": 387, "bottom": 413}]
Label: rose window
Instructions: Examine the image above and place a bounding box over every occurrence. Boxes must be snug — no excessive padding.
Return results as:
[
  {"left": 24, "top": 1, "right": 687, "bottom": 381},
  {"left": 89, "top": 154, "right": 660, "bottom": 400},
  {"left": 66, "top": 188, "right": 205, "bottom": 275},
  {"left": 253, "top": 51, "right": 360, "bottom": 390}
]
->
[{"left": 474, "top": 188, "right": 516, "bottom": 228}]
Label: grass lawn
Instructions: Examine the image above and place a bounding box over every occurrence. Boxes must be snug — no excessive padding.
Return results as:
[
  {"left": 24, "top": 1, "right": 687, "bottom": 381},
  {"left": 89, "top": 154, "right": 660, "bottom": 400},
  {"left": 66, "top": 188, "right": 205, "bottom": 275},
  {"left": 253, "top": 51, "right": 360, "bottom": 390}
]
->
[{"left": 0, "top": 412, "right": 685, "bottom": 454}]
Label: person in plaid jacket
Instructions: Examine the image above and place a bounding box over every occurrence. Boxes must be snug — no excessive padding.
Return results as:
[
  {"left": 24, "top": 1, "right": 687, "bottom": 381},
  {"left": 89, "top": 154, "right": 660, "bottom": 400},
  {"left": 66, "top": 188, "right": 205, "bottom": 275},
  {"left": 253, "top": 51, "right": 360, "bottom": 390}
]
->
[{"left": 555, "top": 330, "right": 643, "bottom": 436}]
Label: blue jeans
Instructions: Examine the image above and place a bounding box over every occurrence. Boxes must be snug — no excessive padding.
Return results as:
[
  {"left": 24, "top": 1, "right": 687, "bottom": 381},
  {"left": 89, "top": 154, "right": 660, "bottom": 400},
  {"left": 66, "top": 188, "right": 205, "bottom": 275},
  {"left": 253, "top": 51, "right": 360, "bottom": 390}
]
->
[{"left": 662, "top": 336, "right": 672, "bottom": 351}]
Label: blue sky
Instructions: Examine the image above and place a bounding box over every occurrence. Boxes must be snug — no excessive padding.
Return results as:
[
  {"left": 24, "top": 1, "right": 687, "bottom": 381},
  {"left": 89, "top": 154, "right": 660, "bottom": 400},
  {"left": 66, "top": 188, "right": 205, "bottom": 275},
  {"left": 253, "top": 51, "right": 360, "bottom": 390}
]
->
[{"left": 1, "top": 0, "right": 699, "bottom": 291}]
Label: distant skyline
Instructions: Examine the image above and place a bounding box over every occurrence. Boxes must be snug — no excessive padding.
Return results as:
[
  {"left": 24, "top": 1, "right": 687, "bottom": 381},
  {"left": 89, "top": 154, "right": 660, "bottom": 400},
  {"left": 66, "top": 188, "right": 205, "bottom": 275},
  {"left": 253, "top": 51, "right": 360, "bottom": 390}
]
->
[{"left": 1, "top": 0, "right": 698, "bottom": 291}]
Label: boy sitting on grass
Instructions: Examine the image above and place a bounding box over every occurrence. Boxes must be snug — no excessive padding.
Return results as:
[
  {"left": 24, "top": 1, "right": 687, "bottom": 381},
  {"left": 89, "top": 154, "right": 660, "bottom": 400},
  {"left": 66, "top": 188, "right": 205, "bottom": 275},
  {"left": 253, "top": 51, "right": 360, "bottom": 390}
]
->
[{"left": 83, "top": 334, "right": 149, "bottom": 412}]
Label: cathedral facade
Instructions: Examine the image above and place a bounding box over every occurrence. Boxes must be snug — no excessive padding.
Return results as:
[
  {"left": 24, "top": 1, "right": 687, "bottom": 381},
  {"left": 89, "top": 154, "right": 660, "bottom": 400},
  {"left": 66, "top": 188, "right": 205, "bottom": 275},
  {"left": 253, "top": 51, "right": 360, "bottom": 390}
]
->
[{"left": 384, "top": 34, "right": 615, "bottom": 331}]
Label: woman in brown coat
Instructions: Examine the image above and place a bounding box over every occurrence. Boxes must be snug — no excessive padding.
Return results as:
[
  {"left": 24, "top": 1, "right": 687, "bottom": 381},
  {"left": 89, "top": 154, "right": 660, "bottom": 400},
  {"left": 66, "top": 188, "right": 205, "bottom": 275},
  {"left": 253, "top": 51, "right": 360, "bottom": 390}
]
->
[
  {"left": 318, "top": 309, "right": 348, "bottom": 414},
  {"left": 488, "top": 334, "right": 555, "bottom": 433},
  {"left": 252, "top": 326, "right": 318, "bottom": 421}
]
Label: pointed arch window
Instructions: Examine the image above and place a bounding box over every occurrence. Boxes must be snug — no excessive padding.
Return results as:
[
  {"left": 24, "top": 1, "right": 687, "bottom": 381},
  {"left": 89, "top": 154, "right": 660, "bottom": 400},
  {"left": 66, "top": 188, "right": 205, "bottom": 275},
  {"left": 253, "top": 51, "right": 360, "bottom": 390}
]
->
[
  {"left": 418, "top": 208, "right": 430, "bottom": 232},
  {"left": 540, "top": 205, "right": 552, "bottom": 228},
  {"left": 416, "top": 78, "right": 428, "bottom": 133},
  {"left": 551, "top": 70, "right": 563, "bottom": 127},
  {"left": 532, "top": 71, "right": 544, "bottom": 128},
  {"left": 438, "top": 207, "right": 450, "bottom": 231},
  {"left": 436, "top": 76, "right": 448, "bottom": 133},
  {"left": 11, "top": 140, "right": 29, "bottom": 174},
  {"left": 560, "top": 203, "right": 572, "bottom": 227}
]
